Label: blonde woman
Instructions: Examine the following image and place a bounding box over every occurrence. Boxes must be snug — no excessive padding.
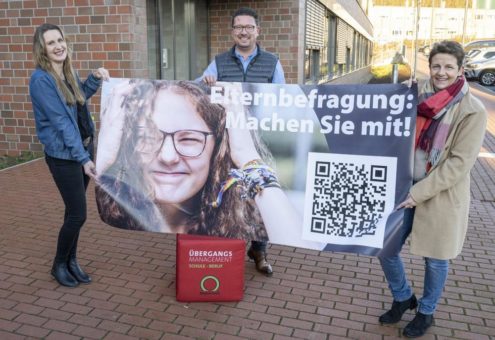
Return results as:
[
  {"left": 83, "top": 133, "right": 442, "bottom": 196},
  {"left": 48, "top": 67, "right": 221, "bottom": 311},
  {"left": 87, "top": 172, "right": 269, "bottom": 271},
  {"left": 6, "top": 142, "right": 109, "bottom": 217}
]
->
[{"left": 30, "top": 23, "right": 109, "bottom": 287}]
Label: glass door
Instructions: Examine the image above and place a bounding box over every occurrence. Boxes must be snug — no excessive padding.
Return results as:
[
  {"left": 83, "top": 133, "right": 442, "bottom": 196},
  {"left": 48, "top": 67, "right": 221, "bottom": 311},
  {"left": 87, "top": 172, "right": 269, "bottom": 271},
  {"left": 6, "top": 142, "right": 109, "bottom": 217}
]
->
[{"left": 147, "top": 0, "right": 209, "bottom": 80}]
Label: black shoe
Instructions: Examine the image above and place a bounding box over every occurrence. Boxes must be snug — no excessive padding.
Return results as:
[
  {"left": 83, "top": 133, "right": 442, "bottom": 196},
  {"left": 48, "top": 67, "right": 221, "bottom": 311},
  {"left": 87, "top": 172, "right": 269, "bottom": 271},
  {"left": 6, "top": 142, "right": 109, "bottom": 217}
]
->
[
  {"left": 403, "top": 312, "right": 434, "bottom": 338},
  {"left": 379, "top": 294, "right": 417, "bottom": 324},
  {"left": 51, "top": 261, "right": 79, "bottom": 287},
  {"left": 68, "top": 258, "right": 91, "bottom": 284},
  {"left": 247, "top": 247, "right": 273, "bottom": 276}
]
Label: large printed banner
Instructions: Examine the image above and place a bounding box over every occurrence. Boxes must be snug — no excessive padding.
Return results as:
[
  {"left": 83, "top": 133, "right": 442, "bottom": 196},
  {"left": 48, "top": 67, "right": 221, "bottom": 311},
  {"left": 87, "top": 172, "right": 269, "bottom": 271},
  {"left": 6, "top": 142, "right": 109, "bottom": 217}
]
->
[{"left": 96, "top": 79, "right": 417, "bottom": 257}]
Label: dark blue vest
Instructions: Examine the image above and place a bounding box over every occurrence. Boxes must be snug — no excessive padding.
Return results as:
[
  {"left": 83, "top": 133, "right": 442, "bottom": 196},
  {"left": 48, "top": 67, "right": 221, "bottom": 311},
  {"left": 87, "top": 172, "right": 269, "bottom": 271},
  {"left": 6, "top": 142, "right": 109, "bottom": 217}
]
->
[{"left": 215, "top": 45, "right": 278, "bottom": 83}]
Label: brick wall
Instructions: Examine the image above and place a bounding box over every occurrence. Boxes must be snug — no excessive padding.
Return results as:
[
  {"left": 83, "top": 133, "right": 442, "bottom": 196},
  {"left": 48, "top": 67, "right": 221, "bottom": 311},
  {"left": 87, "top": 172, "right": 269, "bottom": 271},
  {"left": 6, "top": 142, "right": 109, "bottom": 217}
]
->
[
  {"left": 208, "top": 0, "right": 301, "bottom": 84},
  {"left": 0, "top": 0, "right": 148, "bottom": 156},
  {"left": 0, "top": 0, "right": 302, "bottom": 157}
]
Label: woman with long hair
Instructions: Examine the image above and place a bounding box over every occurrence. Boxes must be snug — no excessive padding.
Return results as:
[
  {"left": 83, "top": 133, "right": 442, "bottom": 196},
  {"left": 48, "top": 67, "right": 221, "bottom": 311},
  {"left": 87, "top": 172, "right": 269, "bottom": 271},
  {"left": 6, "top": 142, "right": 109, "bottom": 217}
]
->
[
  {"left": 95, "top": 80, "right": 278, "bottom": 241},
  {"left": 30, "top": 23, "right": 109, "bottom": 287}
]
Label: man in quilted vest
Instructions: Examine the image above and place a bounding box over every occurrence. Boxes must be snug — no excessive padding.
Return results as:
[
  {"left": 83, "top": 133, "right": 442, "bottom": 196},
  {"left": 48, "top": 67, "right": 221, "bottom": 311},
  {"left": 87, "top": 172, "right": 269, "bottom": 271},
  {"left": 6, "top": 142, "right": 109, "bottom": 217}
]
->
[{"left": 199, "top": 7, "right": 285, "bottom": 276}]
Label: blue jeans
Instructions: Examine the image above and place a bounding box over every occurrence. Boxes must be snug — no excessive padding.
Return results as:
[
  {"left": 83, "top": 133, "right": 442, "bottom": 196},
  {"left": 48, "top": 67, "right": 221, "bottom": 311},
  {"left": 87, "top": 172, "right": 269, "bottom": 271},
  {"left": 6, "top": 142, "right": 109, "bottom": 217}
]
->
[{"left": 379, "top": 208, "right": 449, "bottom": 315}]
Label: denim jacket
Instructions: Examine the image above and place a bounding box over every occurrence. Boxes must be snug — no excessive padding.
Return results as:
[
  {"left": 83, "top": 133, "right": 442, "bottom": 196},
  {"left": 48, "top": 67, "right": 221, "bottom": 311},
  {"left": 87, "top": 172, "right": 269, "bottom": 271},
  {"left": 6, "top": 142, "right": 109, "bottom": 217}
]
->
[{"left": 29, "top": 68, "right": 101, "bottom": 165}]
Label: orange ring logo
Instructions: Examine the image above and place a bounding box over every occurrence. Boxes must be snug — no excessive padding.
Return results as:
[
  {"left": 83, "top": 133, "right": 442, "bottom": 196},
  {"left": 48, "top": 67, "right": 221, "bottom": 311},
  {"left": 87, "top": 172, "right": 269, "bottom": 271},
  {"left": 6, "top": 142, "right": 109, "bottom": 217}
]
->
[{"left": 200, "top": 275, "right": 220, "bottom": 292}]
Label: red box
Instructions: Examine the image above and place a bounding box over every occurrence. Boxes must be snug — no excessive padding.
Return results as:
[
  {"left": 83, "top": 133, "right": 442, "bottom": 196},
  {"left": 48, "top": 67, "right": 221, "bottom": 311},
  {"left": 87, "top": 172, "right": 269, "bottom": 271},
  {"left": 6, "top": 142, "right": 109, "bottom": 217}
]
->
[{"left": 176, "top": 234, "right": 245, "bottom": 302}]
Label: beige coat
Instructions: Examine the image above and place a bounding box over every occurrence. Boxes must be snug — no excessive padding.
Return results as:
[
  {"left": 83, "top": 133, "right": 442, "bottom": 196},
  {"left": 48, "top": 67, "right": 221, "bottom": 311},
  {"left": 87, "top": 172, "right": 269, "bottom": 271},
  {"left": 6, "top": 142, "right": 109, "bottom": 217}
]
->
[{"left": 409, "top": 91, "right": 487, "bottom": 260}]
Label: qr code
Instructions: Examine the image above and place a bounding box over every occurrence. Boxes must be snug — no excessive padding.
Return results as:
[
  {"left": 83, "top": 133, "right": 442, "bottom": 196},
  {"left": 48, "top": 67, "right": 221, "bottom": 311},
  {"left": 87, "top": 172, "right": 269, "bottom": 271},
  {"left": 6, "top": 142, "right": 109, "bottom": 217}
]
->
[{"left": 302, "top": 153, "right": 397, "bottom": 248}]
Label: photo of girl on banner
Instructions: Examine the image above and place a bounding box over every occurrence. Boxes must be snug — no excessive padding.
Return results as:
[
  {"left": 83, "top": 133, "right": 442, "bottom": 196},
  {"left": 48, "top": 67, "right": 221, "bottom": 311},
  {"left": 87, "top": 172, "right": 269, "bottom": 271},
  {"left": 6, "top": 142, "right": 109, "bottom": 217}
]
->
[
  {"left": 95, "top": 79, "right": 311, "bottom": 247},
  {"left": 96, "top": 79, "right": 416, "bottom": 255}
]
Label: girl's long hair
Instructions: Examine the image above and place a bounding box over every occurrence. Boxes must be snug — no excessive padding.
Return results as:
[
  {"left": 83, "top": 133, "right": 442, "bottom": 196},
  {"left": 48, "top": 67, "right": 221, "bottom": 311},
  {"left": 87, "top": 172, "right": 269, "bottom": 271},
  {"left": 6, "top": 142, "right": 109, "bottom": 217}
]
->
[
  {"left": 97, "top": 80, "right": 269, "bottom": 241},
  {"left": 32, "top": 23, "right": 85, "bottom": 106},
  {"left": 96, "top": 80, "right": 163, "bottom": 231},
  {"left": 163, "top": 81, "right": 268, "bottom": 240}
]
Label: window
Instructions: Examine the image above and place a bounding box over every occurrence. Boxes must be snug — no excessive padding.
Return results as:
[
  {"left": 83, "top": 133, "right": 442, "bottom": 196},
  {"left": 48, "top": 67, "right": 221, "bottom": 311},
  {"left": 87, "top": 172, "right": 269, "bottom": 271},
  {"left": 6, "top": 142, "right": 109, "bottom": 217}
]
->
[
  {"left": 304, "top": 0, "right": 372, "bottom": 83},
  {"left": 327, "top": 14, "right": 337, "bottom": 78},
  {"left": 305, "top": 0, "right": 326, "bottom": 83}
]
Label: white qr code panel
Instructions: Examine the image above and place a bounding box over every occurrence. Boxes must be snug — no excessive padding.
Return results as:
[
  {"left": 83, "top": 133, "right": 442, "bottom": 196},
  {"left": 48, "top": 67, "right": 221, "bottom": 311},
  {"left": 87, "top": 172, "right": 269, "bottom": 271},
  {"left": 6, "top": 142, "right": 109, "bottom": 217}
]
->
[{"left": 302, "top": 153, "right": 397, "bottom": 248}]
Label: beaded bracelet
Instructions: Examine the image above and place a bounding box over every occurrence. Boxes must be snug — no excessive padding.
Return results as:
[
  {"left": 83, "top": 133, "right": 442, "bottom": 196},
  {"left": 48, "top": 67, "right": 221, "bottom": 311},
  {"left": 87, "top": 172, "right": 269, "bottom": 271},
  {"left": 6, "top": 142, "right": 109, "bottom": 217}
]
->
[{"left": 210, "top": 159, "right": 281, "bottom": 208}]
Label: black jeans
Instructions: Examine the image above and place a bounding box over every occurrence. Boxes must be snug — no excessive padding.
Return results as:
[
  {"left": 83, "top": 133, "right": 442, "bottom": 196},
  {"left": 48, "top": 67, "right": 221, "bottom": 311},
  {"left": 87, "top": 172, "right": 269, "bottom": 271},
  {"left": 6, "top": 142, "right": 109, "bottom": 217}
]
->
[{"left": 45, "top": 149, "right": 91, "bottom": 262}]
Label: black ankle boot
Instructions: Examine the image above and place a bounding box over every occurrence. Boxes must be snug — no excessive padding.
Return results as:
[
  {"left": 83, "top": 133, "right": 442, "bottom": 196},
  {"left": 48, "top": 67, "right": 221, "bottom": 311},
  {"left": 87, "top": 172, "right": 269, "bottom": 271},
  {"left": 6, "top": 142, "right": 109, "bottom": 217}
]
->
[
  {"left": 68, "top": 257, "right": 91, "bottom": 284},
  {"left": 68, "top": 235, "right": 91, "bottom": 284},
  {"left": 403, "top": 312, "right": 434, "bottom": 338},
  {"left": 51, "top": 261, "right": 79, "bottom": 287},
  {"left": 379, "top": 294, "right": 417, "bottom": 324}
]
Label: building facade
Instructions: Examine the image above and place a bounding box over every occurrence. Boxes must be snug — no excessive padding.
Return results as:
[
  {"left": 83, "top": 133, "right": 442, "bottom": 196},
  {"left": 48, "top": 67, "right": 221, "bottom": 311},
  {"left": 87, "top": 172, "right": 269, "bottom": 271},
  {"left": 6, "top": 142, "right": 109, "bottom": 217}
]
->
[
  {"left": 370, "top": 0, "right": 495, "bottom": 45},
  {"left": 0, "top": 0, "right": 373, "bottom": 156}
]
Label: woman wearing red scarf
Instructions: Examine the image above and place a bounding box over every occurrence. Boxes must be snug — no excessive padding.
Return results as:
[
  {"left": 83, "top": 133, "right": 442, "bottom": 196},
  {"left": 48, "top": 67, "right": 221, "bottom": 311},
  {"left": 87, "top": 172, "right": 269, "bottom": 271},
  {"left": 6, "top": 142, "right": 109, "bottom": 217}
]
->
[{"left": 378, "top": 41, "right": 487, "bottom": 337}]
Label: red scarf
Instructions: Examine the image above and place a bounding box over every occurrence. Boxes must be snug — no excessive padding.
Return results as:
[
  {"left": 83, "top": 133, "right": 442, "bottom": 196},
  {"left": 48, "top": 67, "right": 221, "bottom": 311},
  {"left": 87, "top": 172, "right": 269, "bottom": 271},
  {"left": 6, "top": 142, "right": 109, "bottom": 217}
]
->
[{"left": 415, "top": 77, "right": 465, "bottom": 153}]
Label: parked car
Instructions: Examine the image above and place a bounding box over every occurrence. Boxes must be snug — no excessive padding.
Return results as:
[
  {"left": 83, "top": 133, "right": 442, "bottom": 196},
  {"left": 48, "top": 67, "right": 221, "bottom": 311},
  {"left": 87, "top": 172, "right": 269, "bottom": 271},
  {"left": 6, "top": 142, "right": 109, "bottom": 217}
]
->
[
  {"left": 463, "top": 39, "right": 495, "bottom": 54},
  {"left": 464, "top": 47, "right": 495, "bottom": 64},
  {"left": 464, "top": 58, "right": 495, "bottom": 86}
]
